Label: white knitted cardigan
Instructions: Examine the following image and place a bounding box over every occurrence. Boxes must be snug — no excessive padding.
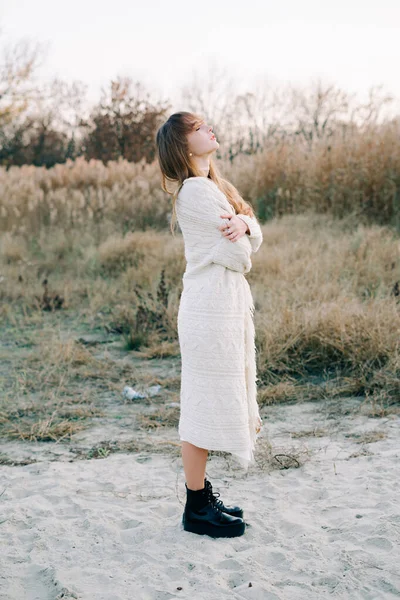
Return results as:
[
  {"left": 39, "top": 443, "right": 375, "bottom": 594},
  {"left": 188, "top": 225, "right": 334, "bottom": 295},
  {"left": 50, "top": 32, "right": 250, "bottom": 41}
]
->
[{"left": 175, "top": 176, "right": 263, "bottom": 469}]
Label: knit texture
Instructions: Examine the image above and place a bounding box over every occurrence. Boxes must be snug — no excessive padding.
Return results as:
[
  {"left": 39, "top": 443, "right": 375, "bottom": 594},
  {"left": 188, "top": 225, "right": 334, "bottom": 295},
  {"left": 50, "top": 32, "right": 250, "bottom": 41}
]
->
[{"left": 176, "top": 176, "right": 263, "bottom": 470}]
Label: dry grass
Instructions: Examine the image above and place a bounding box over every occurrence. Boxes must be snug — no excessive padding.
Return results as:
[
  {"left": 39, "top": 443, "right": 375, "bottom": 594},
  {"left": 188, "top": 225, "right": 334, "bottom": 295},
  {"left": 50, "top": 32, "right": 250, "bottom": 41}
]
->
[
  {"left": 345, "top": 430, "right": 388, "bottom": 444},
  {"left": 246, "top": 214, "right": 400, "bottom": 406},
  {"left": 290, "top": 427, "right": 329, "bottom": 439},
  {"left": 1, "top": 122, "right": 400, "bottom": 236},
  {"left": 0, "top": 328, "right": 139, "bottom": 442},
  {"left": 136, "top": 406, "right": 180, "bottom": 430},
  {"left": 0, "top": 157, "right": 169, "bottom": 234},
  {"left": 72, "top": 438, "right": 183, "bottom": 461},
  {"left": 3, "top": 414, "right": 89, "bottom": 442},
  {"left": 1, "top": 213, "right": 399, "bottom": 412},
  {"left": 228, "top": 121, "right": 400, "bottom": 226},
  {"left": 1, "top": 150, "right": 400, "bottom": 447}
]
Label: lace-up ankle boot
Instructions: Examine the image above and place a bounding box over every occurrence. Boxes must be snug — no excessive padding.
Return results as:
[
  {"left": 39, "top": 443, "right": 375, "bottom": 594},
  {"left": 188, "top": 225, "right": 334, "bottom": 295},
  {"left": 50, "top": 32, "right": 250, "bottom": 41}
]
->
[
  {"left": 182, "top": 482, "right": 245, "bottom": 538},
  {"left": 203, "top": 478, "right": 244, "bottom": 519}
]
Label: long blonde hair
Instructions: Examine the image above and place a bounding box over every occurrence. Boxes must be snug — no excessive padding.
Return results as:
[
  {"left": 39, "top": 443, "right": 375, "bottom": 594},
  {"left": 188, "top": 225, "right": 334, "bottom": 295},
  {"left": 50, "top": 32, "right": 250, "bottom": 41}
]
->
[{"left": 155, "top": 111, "right": 255, "bottom": 236}]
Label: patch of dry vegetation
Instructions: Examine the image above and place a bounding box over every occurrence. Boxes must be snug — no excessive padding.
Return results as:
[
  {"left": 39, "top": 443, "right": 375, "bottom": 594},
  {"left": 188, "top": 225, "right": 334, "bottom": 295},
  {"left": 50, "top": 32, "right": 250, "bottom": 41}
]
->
[
  {"left": 136, "top": 405, "right": 180, "bottom": 430},
  {"left": 1, "top": 120, "right": 400, "bottom": 236},
  {"left": 1, "top": 213, "right": 399, "bottom": 415},
  {"left": 0, "top": 157, "right": 170, "bottom": 234},
  {"left": 345, "top": 430, "right": 388, "bottom": 444},
  {"left": 0, "top": 330, "right": 144, "bottom": 442},
  {"left": 249, "top": 215, "right": 400, "bottom": 408},
  {"left": 1, "top": 152, "right": 400, "bottom": 446}
]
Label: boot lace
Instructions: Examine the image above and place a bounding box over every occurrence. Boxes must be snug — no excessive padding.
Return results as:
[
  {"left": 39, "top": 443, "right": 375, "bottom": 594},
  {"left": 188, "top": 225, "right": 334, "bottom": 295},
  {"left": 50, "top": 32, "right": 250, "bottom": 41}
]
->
[{"left": 204, "top": 481, "right": 224, "bottom": 511}]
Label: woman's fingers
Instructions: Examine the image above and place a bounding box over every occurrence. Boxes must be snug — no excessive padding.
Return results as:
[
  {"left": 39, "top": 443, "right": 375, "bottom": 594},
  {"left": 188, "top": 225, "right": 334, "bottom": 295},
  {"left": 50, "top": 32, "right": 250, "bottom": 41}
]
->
[{"left": 218, "top": 214, "right": 246, "bottom": 242}]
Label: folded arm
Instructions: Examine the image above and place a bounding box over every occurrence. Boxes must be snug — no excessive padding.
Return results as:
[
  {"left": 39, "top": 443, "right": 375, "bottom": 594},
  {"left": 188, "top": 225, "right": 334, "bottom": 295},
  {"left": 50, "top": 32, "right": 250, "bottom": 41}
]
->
[
  {"left": 235, "top": 213, "right": 263, "bottom": 253},
  {"left": 176, "top": 179, "right": 252, "bottom": 274}
]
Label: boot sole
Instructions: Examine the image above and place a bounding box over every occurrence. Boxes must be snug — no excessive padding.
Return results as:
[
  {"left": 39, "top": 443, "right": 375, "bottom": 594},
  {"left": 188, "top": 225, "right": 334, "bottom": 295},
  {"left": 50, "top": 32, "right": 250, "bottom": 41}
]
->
[
  {"left": 227, "top": 510, "right": 244, "bottom": 519},
  {"left": 182, "top": 514, "right": 246, "bottom": 538}
]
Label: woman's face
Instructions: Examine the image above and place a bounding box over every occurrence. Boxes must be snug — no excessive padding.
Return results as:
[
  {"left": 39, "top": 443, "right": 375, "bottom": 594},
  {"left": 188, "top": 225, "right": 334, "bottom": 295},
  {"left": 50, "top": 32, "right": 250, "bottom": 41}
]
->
[{"left": 187, "top": 120, "right": 219, "bottom": 157}]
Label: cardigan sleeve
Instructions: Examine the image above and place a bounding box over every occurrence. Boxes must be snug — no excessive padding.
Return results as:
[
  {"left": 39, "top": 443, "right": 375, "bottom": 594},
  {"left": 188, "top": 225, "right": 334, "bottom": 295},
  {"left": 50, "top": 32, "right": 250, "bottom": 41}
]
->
[
  {"left": 235, "top": 214, "right": 263, "bottom": 253},
  {"left": 176, "top": 179, "right": 252, "bottom": 274}
]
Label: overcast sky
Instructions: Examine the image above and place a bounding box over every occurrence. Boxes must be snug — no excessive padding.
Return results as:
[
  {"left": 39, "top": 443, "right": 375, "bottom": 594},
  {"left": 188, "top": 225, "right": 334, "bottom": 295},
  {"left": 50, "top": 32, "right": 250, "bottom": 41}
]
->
[{"left": 1, "top": 0, "right": 400, "bottom": 115}]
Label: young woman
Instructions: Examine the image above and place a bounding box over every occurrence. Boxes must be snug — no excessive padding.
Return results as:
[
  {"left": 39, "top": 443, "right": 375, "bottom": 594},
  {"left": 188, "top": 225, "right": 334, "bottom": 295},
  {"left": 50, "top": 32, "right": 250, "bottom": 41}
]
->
[{"left": 155, "top": 112, "right": 263, "bottom": 538}]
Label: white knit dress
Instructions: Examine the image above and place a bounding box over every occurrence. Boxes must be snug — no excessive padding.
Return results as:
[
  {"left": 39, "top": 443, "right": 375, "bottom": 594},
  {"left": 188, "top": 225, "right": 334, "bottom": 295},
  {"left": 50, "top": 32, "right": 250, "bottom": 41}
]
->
[{"left": 175, "top": 176, "right": 264, "bottom": 469}]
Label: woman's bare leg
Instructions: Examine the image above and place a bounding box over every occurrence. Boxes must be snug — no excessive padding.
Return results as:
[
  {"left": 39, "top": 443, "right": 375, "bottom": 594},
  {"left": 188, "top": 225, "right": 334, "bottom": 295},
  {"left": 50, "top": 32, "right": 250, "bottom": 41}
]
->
[{"left": 181, "top": 441, "right": 208, "bottom": 490}]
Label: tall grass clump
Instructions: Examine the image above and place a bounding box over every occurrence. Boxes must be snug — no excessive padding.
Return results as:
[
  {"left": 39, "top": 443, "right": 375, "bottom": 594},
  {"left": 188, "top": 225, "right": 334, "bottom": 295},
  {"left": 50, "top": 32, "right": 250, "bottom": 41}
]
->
[
  {"left": 249, "top": 214, "right": 400, "bottom": 405},
  {"left": 0, "top": 156, "right": 170, "bottom": 235},
  {"left": 1, "top": 119, "right": 400, "bottom": 236},
  {"left": 230, "top": 120, "right": 400, "bottom": 228}
]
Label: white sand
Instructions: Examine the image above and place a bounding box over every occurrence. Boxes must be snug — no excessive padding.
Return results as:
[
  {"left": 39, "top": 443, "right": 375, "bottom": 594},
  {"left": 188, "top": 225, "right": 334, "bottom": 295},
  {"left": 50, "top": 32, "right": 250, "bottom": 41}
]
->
[{"left": 0, "top": 398, "right": 399, "bottom": 600}]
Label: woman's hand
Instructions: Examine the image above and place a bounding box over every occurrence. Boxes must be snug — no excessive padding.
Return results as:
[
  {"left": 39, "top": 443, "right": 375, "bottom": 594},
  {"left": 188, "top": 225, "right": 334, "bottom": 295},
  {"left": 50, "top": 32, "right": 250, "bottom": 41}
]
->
[{"left": 218, "top": 213, "right": 249, "bottom": 242}]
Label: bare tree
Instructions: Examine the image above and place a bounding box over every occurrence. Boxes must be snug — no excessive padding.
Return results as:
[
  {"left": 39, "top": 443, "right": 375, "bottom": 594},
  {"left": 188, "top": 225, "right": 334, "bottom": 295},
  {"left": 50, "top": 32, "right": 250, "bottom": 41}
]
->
[
  {"left": 178, "top": 57, "right": 244, "bottom": 158},
  {"left": 176, "top": 59, "right": 302, "bottom": 159},
  {"left": 0, "top": 34, "right": 45, "bottom": 127},
  {"left": 349, "top": 84, "right": 395, "bottom": 127},
  {"left": 0, "top": 31, "right": 88, "bottom": 166},
  {"left": 27, "top": 77, "right": 88, "bottom": 132},
  {"left": 287, "top": 77, "right": 352, "bottom": 146}
]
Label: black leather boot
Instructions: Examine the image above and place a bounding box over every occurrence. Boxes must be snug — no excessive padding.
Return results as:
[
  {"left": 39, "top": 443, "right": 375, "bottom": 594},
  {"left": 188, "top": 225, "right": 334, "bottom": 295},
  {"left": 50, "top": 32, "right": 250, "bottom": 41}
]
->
[
  {"left": 182, "top": 482, "right": 245, "bottom": 538},
  {"left": 203, "top": 478, "right": 244, "bottom": 519}
]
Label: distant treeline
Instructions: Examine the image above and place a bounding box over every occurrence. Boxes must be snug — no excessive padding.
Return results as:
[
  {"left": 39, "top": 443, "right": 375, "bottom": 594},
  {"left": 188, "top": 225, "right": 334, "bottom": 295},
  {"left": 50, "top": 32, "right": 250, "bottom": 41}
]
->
[
  {"left": 2, "top": 35, "right": 400, "bottom": 170},
  {"left": 1, "top": 36, "right": 400, "bottom": 227}
]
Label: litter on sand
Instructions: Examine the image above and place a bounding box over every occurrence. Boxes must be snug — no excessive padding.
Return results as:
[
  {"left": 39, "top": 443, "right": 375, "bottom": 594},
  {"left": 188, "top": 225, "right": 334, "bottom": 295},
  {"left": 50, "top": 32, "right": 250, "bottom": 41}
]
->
[{"left": 122, "top": 384, "right": 162, "bottom": 401}]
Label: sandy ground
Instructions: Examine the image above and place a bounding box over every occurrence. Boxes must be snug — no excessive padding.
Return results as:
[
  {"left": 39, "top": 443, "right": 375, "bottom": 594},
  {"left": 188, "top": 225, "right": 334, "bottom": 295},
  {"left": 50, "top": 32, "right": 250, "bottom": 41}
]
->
[{"left": 0, "top": 397, "right": 399, "bottom": 600}]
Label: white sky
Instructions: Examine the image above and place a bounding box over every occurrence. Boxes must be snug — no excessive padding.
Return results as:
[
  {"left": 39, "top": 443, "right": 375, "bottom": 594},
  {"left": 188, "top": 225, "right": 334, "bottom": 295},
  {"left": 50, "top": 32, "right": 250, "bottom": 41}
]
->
[{"left": 1, "top": 0, "right": 400, "bottom": 113}]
